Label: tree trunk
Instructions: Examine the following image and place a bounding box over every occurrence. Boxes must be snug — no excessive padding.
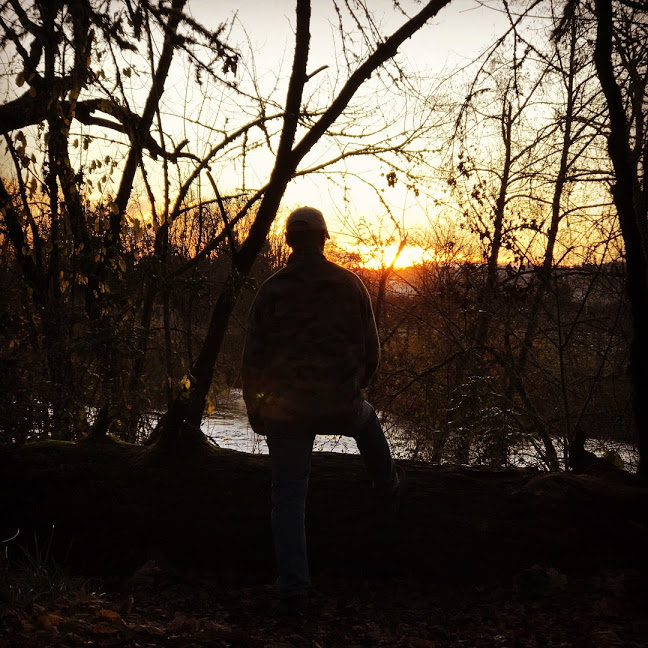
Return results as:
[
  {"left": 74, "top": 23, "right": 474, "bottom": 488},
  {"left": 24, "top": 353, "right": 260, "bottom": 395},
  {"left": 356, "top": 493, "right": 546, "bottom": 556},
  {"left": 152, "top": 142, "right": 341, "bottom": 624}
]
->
[{"left": 594, "top": 0, "right": 648, "bottom": 477}]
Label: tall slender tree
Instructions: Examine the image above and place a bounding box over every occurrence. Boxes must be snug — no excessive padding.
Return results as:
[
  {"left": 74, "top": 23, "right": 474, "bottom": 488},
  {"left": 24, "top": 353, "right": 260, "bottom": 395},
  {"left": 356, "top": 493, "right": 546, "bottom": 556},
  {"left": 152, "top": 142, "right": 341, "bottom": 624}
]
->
[{"left": 593, "top": 0, "right": 648, "bottom": 475}]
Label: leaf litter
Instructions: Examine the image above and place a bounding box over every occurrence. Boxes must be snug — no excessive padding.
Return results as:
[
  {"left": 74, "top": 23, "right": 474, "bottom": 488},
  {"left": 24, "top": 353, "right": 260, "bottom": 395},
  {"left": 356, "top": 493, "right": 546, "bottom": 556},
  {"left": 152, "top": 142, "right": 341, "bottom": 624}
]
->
[{"left": 1, "top": 562, "right": 647, "bottom": 647}]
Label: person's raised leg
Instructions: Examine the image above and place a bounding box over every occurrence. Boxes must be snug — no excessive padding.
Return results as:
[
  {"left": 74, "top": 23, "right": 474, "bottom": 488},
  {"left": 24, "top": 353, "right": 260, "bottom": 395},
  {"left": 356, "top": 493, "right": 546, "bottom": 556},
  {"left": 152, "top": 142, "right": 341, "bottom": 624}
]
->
[
  {"left": 265, "top": 426, "right": 315, "bottom": 600},
  {"left": 352, "top": 401, "right": 398, "bottom": 493}
]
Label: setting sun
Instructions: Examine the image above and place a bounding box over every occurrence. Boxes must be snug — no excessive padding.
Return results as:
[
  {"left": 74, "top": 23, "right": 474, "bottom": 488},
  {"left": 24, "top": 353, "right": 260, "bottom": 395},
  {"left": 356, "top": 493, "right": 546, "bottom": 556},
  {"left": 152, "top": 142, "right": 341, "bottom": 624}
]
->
[
  {"left": 336, "top": 241, "right": 475, "bottom": 270},
  {"left": 348, "top": 243, "right": 432, "bottom": 270}
]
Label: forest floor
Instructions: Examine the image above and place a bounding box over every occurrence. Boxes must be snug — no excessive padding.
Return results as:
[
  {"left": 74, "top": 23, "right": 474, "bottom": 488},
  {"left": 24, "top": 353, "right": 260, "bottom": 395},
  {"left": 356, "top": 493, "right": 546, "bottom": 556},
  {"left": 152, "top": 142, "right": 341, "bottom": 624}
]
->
[
  {"left": 2, "top": 559, "right": 648, "bottom": 647},
  {"left": 1, "top": 436, "right": 648, "bottom": 647}
]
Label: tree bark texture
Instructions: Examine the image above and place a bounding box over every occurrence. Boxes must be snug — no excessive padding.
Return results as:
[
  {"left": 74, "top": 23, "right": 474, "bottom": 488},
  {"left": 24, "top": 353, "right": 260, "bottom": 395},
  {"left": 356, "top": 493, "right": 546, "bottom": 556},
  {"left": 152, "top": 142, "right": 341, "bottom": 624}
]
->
[{"left": 594, "top": 0, "right": 648, "bottom": 476}]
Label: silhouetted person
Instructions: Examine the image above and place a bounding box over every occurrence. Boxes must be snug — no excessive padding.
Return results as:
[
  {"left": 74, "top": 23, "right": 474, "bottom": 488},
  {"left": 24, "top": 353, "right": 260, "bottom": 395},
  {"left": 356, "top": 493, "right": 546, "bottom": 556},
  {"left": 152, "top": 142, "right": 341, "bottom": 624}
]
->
[{"left": 242, "top": 206, "right": 402, "bottom": 610}]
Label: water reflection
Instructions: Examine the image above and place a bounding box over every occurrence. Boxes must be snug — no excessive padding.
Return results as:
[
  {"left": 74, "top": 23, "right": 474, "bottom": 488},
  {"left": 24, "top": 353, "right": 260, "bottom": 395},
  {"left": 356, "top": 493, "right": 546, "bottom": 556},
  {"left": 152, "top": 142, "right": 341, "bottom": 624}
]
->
[
  {"left": 202, "top": 390, "right": 360, "bottom": 455},
  {"left": 203, "top": 390, "right": 638, "bottom": 471}
]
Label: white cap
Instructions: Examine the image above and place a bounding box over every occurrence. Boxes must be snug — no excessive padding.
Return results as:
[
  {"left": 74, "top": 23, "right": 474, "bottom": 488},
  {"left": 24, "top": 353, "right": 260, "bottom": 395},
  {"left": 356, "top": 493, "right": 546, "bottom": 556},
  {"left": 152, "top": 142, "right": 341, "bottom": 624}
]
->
[{"left": 285, "top": 206, "right": 330, "bottom": 239}]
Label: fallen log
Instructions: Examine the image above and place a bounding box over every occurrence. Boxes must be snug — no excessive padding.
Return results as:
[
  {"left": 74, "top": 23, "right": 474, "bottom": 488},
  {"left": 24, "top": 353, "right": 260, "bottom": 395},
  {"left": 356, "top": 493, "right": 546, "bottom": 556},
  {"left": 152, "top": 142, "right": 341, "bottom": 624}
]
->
[{"left": 1, "top": 436, "right": 647, "bottom": 584}]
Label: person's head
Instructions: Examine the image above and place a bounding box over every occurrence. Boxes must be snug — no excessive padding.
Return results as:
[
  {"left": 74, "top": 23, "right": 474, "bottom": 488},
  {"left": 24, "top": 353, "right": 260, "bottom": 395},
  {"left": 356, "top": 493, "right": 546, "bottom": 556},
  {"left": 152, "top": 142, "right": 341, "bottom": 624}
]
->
[{"left": 285, "top": 206, "right": 330, "bottom": 251}]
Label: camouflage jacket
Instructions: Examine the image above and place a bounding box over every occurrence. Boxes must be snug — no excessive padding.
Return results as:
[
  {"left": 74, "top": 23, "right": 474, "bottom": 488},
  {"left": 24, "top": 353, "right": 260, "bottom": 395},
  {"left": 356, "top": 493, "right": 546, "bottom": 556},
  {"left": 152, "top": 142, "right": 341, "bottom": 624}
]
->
[{"left": 242, "top": 247, "right": 380, "bottom": 428}]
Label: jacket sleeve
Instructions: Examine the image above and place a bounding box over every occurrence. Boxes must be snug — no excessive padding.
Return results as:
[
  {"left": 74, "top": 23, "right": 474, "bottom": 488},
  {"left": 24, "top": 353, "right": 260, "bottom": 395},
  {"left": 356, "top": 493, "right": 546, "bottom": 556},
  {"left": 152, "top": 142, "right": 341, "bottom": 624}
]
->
[
  {"left": 360, "top": 281, "right": 380, "bottom": 388},
  {"left": 241, "top": 290, "right": 268, "bottom": 429}
]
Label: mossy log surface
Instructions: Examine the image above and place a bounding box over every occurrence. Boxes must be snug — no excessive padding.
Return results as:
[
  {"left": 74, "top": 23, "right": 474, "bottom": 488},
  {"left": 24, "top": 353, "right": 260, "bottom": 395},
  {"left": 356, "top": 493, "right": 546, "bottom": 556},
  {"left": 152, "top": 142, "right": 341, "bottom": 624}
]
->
[{"left": 2, "top": 436, "right": 648, "bottom": 583}]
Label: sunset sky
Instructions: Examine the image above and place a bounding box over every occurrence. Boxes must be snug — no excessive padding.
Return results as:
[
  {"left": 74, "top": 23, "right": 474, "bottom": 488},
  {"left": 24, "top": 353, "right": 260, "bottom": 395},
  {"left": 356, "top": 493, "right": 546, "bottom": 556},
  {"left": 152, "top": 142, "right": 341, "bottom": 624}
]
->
[
  {"left": 0, "top": 1, "right": 574, "bottom": 270},
  {"left": 178, "top": 0, "right": 509, "bottom": 266}
]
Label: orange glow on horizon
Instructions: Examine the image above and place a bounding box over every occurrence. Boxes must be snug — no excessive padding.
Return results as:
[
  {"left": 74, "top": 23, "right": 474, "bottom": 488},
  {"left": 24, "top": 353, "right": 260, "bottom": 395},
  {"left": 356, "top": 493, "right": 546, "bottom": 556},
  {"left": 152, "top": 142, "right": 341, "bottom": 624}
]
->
[
  {"left": 359, "top": 244, "right": 430, "bottom": 270},
  {"left": 335, "top": 242, "right": 466, "bottom": 270}
]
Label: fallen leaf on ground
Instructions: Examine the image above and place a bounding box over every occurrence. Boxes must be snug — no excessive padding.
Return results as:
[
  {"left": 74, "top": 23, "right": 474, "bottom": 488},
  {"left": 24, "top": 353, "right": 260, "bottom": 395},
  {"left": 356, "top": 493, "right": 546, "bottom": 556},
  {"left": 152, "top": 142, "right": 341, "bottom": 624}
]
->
[
  {"left": 168, "top": 613, "right": 201, "bottom": 632},
  {"left": 77, "top": 586, "right": 99, "bottom": 603},
  {"left": 97, "top": 608, "right": 122, "bottom": 622},
  {"left": 406, "top": 638, "right": 436, "bottom": 648},
  {"left": 36, "top": 613, "right": 62, "bottom": 629},
  {"left": 92, "top": 621, "right": 120, "bottom": 634},
  {"left": 119, "top": 594, "right": 134, "bottom": 616}
]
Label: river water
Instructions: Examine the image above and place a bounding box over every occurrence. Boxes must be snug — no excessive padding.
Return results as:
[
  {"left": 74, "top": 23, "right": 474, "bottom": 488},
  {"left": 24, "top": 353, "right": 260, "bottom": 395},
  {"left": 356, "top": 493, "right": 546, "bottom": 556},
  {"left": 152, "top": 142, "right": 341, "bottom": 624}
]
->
[
  {"left": 202, "top": 390, "right": 639, "bottom": 471},
  {"left": 202, "top": 389, "right": 360, "bottom": 455}
]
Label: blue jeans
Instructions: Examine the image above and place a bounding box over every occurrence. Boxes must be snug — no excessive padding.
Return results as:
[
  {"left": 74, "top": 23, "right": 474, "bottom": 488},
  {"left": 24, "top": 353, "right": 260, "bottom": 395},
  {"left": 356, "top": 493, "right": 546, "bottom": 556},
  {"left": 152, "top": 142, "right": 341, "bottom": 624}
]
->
[{"left": 265, "top": 401, "right": 397, "bottom": 599}]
